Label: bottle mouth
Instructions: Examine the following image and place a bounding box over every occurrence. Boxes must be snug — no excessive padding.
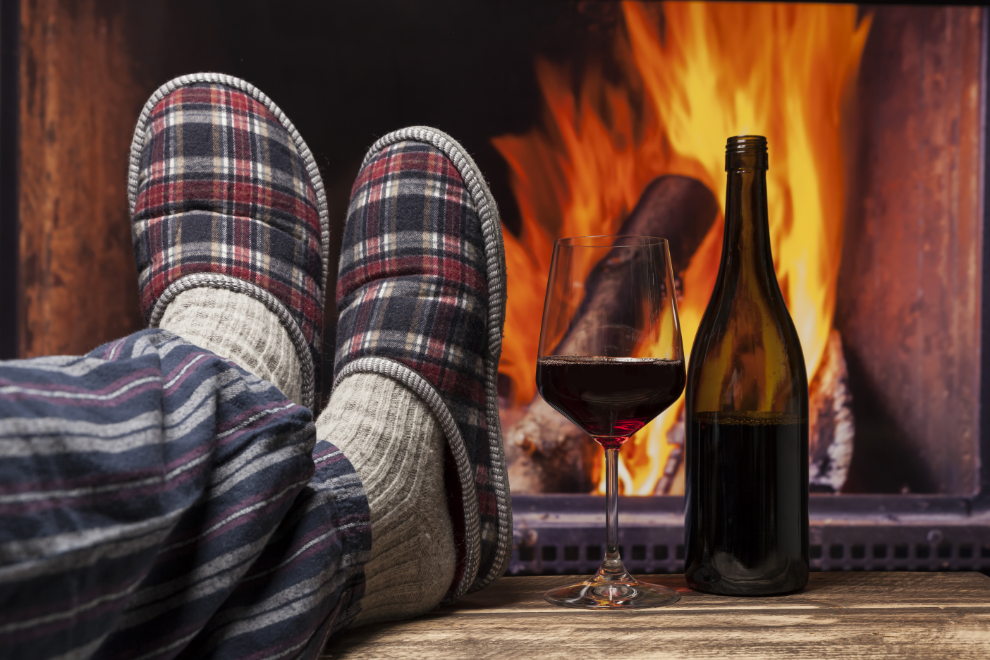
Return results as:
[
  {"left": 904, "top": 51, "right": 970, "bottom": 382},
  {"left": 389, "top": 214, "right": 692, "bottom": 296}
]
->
[
  {"left": 725, "top": 135, "right": 769, "bottom": 171},
  {"left": 726, "top": 135, "right": 767, "bottom": 152}
]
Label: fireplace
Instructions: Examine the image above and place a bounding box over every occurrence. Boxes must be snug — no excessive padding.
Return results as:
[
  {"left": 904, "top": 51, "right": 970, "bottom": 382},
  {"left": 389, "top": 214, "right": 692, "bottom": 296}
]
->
[
  {"left": 6, "top": 1, "right": 990, "bottom": 575},
  {"left": 498, "top": 3, "right": 990, "bottom": 576}
]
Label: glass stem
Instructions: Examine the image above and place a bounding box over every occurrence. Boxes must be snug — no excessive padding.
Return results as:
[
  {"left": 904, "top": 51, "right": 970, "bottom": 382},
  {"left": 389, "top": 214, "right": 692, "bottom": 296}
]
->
[{"left": 605, "top": 446, "right": 620, "bottom": 564}]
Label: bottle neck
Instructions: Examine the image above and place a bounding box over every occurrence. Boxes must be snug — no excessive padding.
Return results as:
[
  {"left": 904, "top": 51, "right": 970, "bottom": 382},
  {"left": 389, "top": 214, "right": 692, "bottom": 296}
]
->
[{"left": 721, "top": 168, "right": 774, "bottom": 283}]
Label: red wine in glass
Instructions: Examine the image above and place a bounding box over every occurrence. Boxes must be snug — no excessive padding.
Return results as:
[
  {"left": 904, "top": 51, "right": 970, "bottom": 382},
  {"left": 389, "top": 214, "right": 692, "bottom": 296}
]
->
[
  {"left": 537, "top": 235, "right": 685, "bottom": 610},
  {"left": 537, "top": 356, "right": 685, "bottom": 447}
]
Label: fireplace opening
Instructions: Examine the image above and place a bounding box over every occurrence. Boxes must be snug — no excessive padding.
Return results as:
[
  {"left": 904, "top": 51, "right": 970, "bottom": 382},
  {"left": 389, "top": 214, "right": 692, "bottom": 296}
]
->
[
  {"left": 10, "top": 0, "right": 990, "bottom": 576},
  {"left": 496, "top": 2, "right": 981, "bottom": 501}
]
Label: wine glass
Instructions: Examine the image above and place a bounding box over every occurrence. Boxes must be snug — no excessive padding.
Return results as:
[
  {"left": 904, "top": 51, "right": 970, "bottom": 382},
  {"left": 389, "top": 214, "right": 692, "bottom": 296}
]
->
[{"left": 537, "top": 235, "right": 685, "bottom": 609}]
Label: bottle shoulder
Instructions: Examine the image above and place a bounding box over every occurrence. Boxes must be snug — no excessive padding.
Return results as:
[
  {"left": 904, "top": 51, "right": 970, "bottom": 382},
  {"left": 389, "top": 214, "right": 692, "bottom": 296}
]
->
[{"left": 687, "top": 273, "right": 808, "bottom": 414}]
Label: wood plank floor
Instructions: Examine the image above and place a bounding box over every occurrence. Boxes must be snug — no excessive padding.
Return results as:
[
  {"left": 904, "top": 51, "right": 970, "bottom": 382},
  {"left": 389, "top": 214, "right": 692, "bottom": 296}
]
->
[{"left": 325, "top": 572, "right": 990, "bottom": 659}]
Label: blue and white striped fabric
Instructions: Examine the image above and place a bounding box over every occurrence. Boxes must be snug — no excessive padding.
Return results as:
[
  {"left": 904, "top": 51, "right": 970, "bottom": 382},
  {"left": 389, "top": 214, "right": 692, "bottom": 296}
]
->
[{"left": 0, "top": 329, "right": 371, "bottom": 659}]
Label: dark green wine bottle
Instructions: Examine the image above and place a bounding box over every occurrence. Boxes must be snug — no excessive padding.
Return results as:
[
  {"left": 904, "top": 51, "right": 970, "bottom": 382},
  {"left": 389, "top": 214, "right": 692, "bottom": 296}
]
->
[{"left": 684, "top": 135, "right": 809, "bottom": 595}]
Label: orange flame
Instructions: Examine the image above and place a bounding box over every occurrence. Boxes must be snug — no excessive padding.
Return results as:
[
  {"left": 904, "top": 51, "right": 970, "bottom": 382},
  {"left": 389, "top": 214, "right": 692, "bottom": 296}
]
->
[{"left": 495, "top": 1, "right": 871, "bottom": 495}]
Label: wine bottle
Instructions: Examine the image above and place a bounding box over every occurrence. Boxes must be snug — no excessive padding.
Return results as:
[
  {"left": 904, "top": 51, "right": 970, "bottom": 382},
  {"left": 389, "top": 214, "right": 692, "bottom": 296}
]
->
[{"left": 684, "top": 135, "right": 809, "bottom": 595}]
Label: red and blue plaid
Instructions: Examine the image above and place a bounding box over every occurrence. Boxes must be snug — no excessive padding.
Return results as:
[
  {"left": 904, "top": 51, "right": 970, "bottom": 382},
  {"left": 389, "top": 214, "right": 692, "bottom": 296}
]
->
[
  {"left": 131, "top": 81, "right": 325, "bottom": 406},
  {"left": 335, "top": 138, "right": 509, "bottom": 597}
]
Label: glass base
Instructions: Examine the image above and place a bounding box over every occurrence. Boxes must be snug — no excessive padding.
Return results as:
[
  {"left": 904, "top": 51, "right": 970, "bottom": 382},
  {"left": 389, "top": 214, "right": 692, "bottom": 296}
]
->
[{"left": 544, "top": 560, "right": 680, "bottom": 610}]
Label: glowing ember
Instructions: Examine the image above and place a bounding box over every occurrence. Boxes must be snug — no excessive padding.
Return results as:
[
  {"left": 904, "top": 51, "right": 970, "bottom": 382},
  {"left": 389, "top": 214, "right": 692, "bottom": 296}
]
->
[{"left": 494, "top": 2, "right": 871, "bottom": 495}]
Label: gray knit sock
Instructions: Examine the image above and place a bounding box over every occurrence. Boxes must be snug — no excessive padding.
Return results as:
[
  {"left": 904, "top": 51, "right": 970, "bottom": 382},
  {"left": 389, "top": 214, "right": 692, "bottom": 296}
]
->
[
  {"left": 158, "top": 288, "right": 304, "bottom": 406},
  {"left": 318, "top": 372, "right": 455, "bottom": 626}
]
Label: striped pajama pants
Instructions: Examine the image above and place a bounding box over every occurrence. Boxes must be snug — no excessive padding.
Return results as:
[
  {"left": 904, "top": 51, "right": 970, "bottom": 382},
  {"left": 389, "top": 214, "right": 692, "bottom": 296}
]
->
[{"left": 0, "top": 330, "right": 372, "bottom": 660}]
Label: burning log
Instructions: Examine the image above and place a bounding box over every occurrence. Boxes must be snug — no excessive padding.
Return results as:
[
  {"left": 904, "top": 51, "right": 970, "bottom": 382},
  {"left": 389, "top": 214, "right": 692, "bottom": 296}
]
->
[
  {"left": 504, "top": 175, "right": 857, "bottom": 496},
  {"left": 505, "top": 175, "right": 720, "bottom": 494}
]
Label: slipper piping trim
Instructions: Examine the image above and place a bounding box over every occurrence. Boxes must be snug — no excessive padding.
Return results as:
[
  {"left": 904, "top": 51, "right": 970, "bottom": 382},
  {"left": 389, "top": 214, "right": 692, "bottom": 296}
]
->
[
  {"left": 149, "top": 272, "right": 315, "bottom": 410},
  {"left": 333, "top": 356, "right": 481, "bottom": 602},
  {"left": 363, "top": 127, "right": 511, "bottom": 592}
]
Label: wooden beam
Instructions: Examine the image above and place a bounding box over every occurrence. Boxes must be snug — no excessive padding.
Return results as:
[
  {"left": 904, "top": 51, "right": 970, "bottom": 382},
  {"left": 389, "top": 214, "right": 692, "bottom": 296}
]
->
[{"left": 18, "top": 0, "right": 144, "bottom": 358}]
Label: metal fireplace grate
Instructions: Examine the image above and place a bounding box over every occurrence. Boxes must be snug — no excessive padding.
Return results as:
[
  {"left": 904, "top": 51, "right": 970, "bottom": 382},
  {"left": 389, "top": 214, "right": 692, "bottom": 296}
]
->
[{"left": 508, "top": 496, "right": 990, "bottom": 576}]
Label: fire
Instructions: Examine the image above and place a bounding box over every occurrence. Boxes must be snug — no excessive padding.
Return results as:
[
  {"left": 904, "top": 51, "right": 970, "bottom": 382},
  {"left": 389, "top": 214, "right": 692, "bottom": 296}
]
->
[{"left": 495, "top": 2, "right": 871, "bottom": 495}]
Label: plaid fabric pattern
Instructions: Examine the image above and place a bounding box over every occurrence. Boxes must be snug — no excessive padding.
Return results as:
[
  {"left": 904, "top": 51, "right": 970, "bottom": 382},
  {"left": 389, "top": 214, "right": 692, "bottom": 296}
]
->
[
  {"left": 131, "top": 82, "right": 325, "bottom": 404},
  {"left": 0, "top": 330, "right": 371, "bottom": 659},
  {"left": 335, "top": 140, "right": 502, "bottom": 597}
]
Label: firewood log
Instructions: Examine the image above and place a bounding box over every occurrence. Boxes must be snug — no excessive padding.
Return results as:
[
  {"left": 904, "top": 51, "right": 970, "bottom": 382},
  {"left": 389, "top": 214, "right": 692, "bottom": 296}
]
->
[
  {"left": 505, "top": 175, "right": 720, "bottom": 494},
  {"left": 808, "top": 329, "right": 855, "bottom": 493}
]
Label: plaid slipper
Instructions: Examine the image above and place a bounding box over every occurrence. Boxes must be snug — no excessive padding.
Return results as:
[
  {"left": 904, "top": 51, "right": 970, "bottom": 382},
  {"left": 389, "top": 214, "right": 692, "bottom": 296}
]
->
[
  {"left": 334, "top": 127, "right": 510, "bottom": 600},
  {"left": 127, "top": 73, "right": 329, "bottom": 410}
]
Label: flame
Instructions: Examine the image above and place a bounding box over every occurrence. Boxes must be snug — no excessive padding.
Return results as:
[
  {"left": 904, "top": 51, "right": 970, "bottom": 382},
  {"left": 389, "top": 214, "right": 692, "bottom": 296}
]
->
[{"left": 495, "top": 1, "right": 871, "bottom": 495}]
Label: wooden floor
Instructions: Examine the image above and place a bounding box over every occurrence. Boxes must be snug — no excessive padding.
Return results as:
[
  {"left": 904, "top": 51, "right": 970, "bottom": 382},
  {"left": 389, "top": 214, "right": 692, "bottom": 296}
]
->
[{"left": 325, "top": 572, "right": 990, "bottom": 659}]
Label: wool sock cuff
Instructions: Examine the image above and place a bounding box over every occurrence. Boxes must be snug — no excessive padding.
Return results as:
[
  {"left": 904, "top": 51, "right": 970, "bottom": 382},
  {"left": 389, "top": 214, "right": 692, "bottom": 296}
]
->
[
  {"left": 318, "top": 372, "right": 455, "bottom": 626},
  {"left": 158, "top": 288, "right": 304, "bottom": 405}
]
